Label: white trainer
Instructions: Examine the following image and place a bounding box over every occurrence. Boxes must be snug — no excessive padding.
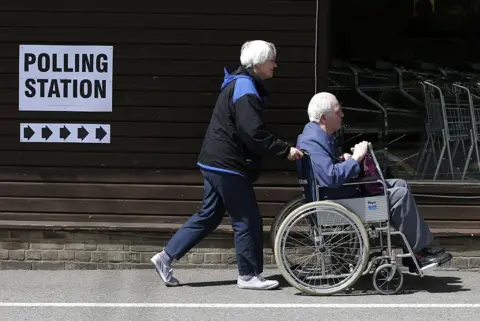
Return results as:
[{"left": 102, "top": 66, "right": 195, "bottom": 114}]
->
[
  {"left": 237, "top": 274, "right": 279, "bottom": 290},
  {"left": 150, "top": 253, "right": 180, "bottom": 287}
]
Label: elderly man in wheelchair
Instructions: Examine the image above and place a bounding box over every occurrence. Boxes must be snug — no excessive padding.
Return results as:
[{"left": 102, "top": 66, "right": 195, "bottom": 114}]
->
[{"left": 272, "top": 92, "right": 452, "bottom": 295}]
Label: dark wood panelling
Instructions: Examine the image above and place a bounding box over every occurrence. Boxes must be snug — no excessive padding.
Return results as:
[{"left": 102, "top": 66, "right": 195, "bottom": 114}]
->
[
  {"left": 0, "top": 28, "right": 315, "bottom": 46},
  {"left": 0, "top": 151, "right": 297, "bottom": 171},
  {"left": 0, "top": 89, "right": 314, "bottom": 108},
  {"left": 1, "top": 107, "right": 308, "bottom": 123},
  {"left": 0, "top": 214, "right": 275, "bottom": 227},
  {"left": 0, "top": 1, "right": 316, "bottom": 15},
  {"left": 0, "top": 182, "right": 300, "bottom": 202},
  {"left": 0, "top": 44, "right": 315, "bottom": 62},
  {"left": 0, "top": 167, "right": 299, "bottom": 186},
  {"left": 1, "top": 74, "right": 315, "bottom": 94},
  {"left": 3, "top": 59, "right": 316, "bottom": 78},
  {"left": 0, "top": 121, "right": 303, "bottom": 139},
  {"left": 1, "top": 0, "right": 478, "bottom": 233},
  {"left": 0, "top": 1, "right": 318, "bottom": 229},
  {"left": 0, "top": 220, "right": 270, "bottom": 233},
  {"left": 0, "top": 12, "right": 315, "bottom": 31},
  {"left": 0, "top": 198, "right": 283, "bottom": 216},
  {"left": 0, "top": 198, "right": 477, "bottom": 221},
  {"left": 0, "top": 136, "right": 206, "bottom": 153}
]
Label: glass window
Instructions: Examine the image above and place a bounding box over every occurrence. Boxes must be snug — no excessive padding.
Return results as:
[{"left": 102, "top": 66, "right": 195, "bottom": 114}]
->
[{"left": 330, "top": 0, "right": 480, "bottom": 182}]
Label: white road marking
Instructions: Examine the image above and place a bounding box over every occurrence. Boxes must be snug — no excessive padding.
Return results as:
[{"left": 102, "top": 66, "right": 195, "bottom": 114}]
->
[{"left": 0, "top": 303, "right": 479, "bottom": 308}]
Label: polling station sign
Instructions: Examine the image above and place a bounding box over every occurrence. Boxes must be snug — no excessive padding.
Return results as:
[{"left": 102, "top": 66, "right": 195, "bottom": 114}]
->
[{"left": 19, "top": 45, "right": 113, "bottom": 112}]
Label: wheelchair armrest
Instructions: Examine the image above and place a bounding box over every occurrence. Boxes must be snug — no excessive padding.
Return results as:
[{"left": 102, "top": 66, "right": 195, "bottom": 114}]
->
[
  {"left": 355, "top": 177, "right": 377, "bottom": 183},
  {"left": 343, "top": 177, "right": 384, "bottom": 186},
  {"left": 343, "top": 178, "right": 387, "bottom": 196}
]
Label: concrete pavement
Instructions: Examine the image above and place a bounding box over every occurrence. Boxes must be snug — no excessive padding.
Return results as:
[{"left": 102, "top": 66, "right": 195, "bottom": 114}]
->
[{"left": 0, "top": 267, "right": 478, "bottom": 320}]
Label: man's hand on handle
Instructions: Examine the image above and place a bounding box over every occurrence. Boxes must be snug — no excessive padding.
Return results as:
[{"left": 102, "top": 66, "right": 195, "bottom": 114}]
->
[
  {"left": 287, "top": 147, "right": 304, "bottom": 161},
  {"left": 339, "top": 153, "right": 352, "bottom": 161},
  {"left": 351, "top": 141, "right": 369, "bottom": 163}
]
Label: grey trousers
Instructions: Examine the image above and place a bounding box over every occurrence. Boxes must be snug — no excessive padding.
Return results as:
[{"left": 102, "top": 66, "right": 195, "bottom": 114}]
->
[{"left": 386, "top": 179, "right": 433, "bottom": 252}]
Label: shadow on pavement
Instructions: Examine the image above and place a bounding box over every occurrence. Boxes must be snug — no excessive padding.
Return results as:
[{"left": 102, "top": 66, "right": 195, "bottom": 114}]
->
[
  {"left": 180, "top": 271, "right": 469, "bottom": 296},
  {"left": 267, "top": 272, "right": 470, "bottom": 296},
  {"left": 182, "top": 279, "right": 238, "bottom": 288}
]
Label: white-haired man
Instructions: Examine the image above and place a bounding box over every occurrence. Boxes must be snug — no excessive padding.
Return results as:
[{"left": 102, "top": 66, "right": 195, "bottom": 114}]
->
[
  {"left": 150, "top": 40, "right": 303, "bottom": 290},
  {"left": 296, "top": 92, "right": 452, "bottom": 271}
]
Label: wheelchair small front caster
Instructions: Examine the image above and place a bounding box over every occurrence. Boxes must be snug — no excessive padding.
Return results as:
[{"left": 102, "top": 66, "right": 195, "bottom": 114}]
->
[{"left": 372, "top": 263, "right": 403, "bottom": 295}]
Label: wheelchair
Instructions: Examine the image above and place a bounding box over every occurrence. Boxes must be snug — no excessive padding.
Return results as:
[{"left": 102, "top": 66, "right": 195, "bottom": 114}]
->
[{"left": 272, "top": 143, "right": 429, "bottom": 295}]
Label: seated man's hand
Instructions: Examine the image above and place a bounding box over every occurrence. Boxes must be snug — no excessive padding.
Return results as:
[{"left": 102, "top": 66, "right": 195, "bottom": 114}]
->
[
  {"left": 287, "top": 147, "right": 304, "bottom": 161},
  {"left": 339, "top": 153, "right": 352, "bottom": 162},
  {"left": 352, "top": 141, "right": 369, "bottom": 163}
]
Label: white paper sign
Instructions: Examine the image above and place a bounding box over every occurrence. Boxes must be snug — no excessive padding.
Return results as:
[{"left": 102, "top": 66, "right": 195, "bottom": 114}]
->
[
  {"left": 19, "top": 44, "right": 113, "bottom": 112},
  {"left": 20, "top": 123, "right": 111, "bottom": 144}
]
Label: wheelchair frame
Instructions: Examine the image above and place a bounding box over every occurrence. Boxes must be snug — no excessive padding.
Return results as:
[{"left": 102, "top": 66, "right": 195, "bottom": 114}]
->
[{"left": 273, "top": 143, "right": 429, "bottom": 295}]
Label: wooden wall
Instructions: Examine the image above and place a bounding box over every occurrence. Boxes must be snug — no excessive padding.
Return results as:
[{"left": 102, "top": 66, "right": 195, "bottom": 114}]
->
[
  {"left": 0, "top": 0, "right": 478, "bottom": 235},
  {"left": 0, "top": 0, "right": 318, "bottom": 229}
]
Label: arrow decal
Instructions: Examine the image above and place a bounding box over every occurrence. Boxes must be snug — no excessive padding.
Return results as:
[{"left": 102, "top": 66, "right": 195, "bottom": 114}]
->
[
  {"left": 59, "top": 126, "right": 71, "bottom": 139},
  {"left": 41, "top": 126, "right": 53, "bottom": 140},
  {"left": 78, "top": 126, "right": 89, "bottom": 140},
  {"left": 96, "top": 127, "right": 107, "bottom": 140},
  {"left": 21, "top": 123, "right": 110, "bottom": 144},
  {"left": 23, "top": 126, "right": 35, "bottom": 140}
]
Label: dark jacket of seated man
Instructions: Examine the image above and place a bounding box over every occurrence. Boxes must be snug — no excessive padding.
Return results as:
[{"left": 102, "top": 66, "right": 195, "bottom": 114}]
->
[{"left": 296, "top": 121, "right": 362, "bottom": 200}]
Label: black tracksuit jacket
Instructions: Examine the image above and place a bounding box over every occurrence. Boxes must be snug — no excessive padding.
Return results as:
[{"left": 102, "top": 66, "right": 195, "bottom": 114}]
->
[{"left": 197, "top": 66, "right": 291, "bottom": 182}]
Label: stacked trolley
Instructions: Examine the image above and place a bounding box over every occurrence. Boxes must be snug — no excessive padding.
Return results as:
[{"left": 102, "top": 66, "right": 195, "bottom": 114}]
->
[
  {"left": 324, "top": 59, "right": 480, "bottom": 180},
  {"left": 415, "top": 67, "right": 480, "bottom": 180},
  {"left": 327, "top": 59, "right": 428, "bottom": 178}
]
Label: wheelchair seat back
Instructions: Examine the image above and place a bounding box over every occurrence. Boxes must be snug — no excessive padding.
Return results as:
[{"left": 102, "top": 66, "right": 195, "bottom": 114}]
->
[{"left": 295, "top": 152, "right": 319, "bottom": 203}]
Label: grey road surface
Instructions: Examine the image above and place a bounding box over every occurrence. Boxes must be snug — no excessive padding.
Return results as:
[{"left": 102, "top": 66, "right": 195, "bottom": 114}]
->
[{"left": 0, "top": 267, "right": 478, "bottom": 321}]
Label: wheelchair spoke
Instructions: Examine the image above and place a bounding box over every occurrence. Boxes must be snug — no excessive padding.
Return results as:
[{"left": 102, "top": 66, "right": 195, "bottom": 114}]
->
[
  {"left": 276, "top": 204, "right": 368, "bottom": 294},
  {"left": 329, "top": 250, "right": 358, "bottom": 272}
]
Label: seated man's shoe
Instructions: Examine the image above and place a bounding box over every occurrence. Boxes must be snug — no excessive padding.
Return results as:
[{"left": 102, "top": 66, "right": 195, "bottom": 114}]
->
[
  {"left": 408, "top": 251, "right": 453, "bottom": 273},
  {"left": 403, "top": 250, "right": 452, "bottom": 273},
  {"left": 418, "top": 251, "right": 452, "bottom": 267},
  {"left": 400, "top": 245, "right": 445, "bottom": 256},
  {"left": 402, "top": 247, "right": 446, "bottom": 271},
  {"left": 422, "top": 247, "right": 445, "bottom": 256}
]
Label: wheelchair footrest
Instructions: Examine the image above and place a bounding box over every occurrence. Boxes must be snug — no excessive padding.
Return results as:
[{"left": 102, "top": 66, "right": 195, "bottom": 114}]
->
[{"left": 420, "top": 262, "right": 438, "bottom": 272}]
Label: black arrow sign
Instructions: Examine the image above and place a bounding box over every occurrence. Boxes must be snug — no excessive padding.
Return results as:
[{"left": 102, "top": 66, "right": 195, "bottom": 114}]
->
[
  {"left": 78, "top": 126, "right": 89, "bottom": 140},
  {"left": 41, "top": 126, "right": 53, "bottom": 140},
  {"left": 96, "top": 127, "right": 107, "bottom": 140},
  {"left": 23, "top": 126, "right": 35, "bottom": 140},
  {"left": 60, "top": 126, "right": 71, "bottom": 139}
]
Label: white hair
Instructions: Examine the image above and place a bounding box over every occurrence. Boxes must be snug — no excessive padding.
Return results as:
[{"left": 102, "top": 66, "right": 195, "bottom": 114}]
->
[
  {"left": 307, "top": 92, "right": 336, "bottom": 122},
  {"left": 240, "top": 40, "right": 276, "bottom": 68}
]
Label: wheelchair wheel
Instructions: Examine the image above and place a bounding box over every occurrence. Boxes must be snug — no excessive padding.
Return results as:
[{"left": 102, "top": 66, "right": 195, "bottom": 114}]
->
[
  {"left": 269, "top": 195, "right": 305, "bottom": 250},
  {"left": 274, "top": 200, "right": 370, "bottom": 296},
  {"left": 372, "top": 263, "right": 403, "bottom": 295}
]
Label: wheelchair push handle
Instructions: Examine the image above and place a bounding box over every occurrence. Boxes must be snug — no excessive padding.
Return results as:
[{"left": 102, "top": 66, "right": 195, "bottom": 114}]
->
[{"left": 349, "top": 142, "right": 373, "bottom": 154}]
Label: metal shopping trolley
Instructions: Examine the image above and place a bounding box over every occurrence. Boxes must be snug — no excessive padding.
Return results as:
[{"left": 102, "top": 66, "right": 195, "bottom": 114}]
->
[
  {"left": 326, "top": 60, "right": 429, "bottom": 178},
  {"left": 416, "top": 77, "right": 480, "bottom": 180}
]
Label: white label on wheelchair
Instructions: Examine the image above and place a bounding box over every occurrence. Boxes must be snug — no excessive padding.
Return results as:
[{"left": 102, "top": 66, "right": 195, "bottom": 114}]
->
[{"left": 332, "top": 195, "right": 389, "bottom": 222}]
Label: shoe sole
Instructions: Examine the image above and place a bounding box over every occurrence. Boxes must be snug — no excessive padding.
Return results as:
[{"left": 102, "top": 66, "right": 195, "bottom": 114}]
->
[
  {"left": 420, "top": 262, "right": 438, "bottom": 272},
  {"left": 438, "top": 253, "right": 453, "bottom": 266},
  {"left": 150, "top": 257, "right": 180, "bottom": 287},
  {"left": 237, "top": 282, "right": 279, "bottom": 290},
  {"left": 414, "top": 254, "right": 453, "bottom": 273}
]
